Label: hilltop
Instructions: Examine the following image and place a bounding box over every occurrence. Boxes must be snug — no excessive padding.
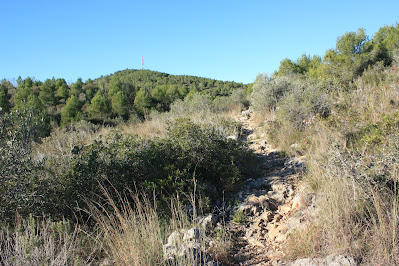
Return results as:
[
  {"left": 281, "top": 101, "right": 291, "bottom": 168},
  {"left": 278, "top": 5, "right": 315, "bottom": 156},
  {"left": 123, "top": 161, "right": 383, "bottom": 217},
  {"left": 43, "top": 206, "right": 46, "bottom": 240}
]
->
[{"left": 0, "top": 69, "right": 250, "bottom": 127}]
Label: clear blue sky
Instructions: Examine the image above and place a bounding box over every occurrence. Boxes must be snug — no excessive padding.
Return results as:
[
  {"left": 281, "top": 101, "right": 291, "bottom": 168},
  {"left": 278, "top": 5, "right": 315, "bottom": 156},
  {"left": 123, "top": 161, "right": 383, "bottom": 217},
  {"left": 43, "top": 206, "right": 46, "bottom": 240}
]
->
[{"left": 1, "top": 0, "right": 398, "bottom": 84}]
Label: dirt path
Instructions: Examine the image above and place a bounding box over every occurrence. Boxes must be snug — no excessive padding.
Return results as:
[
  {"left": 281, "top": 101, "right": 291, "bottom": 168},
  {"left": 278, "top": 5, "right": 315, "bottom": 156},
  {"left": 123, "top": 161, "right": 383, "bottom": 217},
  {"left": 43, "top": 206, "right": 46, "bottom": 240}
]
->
[{"left": 227, "top": 112, "right": 309, "bottom": 265}]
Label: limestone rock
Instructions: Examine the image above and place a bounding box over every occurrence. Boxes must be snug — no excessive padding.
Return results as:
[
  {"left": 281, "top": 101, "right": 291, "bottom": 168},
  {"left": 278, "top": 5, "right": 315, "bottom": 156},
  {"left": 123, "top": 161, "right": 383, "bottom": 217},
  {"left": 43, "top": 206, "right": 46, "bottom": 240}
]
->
[
  {"left": 290, "top": 254, "right": 356, "bottom": 266},
  {"left": 183, "top": 227, "right": 201, "bottom": 241},
  {"left": 198, "top": 214, "right": 219, "bottom": 230}
]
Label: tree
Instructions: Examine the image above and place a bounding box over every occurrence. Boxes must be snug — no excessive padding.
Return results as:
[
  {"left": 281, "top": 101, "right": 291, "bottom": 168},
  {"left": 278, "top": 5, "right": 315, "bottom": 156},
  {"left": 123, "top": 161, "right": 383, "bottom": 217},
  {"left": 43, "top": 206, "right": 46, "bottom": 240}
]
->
[
  {"left": 277, "top": 58, "right": 302, "bottom": 76},
  {"left": 83, "top": 79, "right": 98, "bottom": 102},
  {"left": 14, "top": 81, "right": 33, "bottom": 111},
  {"left": 336, "top": 28, "right": 368, "bottom": 56},
  {"left": 178, "top": 85, "right": 188, "bottom": 98},
  {"left": 166, "top": 85, "right": 179, "bottom": 104},
  {"left": 56, "top": 78, "right": 69, "bottom": 101},
  {"left": 111, "top": 91, "right": 128, "bottom": 118},
  {"left": 108, "top": 76, "right": 123, "bottom": 97},
  {"left": 0, "top": 83, "right": 9, "bottom": 113},
  {"left": 88, "top": 91, "right": 111, "bottom": 119},
  {"left": 61, "top": 95, "right": 82, "bottom": 125},
  {"left": 39, "top": 79, "right": 56, "bottom": 107},
  {"left": 70, "top": 78, "right": 83, "bottom": 96},
  {"left": 134, "top": 88, "right": 152, "bottom": 115}
]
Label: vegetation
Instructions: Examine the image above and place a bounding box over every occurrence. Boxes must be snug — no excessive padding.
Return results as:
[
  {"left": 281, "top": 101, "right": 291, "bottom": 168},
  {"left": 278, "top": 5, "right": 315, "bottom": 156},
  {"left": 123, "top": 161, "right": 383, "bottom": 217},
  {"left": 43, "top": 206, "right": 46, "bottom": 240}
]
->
[
  {"left": 251, "top": 23, "right": 399, "bottom": 264},
  {"left": 1, "top": 21, "right": 399, "bottom": 265},
  {"left": 1, "top": 70, "right": 249, "bottom": 130}
]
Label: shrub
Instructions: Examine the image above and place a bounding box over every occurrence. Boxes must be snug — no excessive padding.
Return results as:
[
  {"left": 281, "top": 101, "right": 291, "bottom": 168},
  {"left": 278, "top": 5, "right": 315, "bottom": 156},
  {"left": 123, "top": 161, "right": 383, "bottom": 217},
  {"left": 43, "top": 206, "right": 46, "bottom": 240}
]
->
[
  {"left": 0, "top": 110, "right": 50, "bottom": 222},
  {"left": 250, "top": 74, "right": 299, "bottom": 113},
  {"left": 34, "top": 119, "right": 259, "bottom": 221}
]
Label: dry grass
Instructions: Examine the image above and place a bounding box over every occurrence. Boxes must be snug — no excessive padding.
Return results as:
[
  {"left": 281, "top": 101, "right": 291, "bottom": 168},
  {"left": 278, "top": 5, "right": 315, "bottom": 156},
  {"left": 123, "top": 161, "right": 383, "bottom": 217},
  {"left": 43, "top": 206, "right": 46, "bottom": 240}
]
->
[
  {"left": 89, "top": 187, "right": 231, "bottom": 265},
  {"left": 0, "top": 217, "right": 85, "bottom": 265},
  {"left": 89, "top": 189, "right": 165, "bottom": 265},
  {"left": 263, "top": 63, "right": 399, "bottom": 264}
]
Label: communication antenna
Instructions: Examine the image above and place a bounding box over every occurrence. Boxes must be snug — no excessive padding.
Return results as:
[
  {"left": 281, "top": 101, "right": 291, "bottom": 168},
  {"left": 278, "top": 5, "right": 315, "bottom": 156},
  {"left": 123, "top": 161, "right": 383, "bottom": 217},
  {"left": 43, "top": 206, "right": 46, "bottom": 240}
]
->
[{"left": 142, "top": 56, "right": 144, "bottom": 70}]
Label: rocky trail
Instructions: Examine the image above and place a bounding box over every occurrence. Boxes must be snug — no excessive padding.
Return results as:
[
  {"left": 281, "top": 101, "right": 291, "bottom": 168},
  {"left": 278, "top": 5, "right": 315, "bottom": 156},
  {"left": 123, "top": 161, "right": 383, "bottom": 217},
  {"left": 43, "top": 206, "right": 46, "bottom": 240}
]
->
[
  {"left": 226, "top": 112, "right": 309, "bottom": 265},
  {"left": 163, "top": 111, "right": 356, "bottom": 265}
]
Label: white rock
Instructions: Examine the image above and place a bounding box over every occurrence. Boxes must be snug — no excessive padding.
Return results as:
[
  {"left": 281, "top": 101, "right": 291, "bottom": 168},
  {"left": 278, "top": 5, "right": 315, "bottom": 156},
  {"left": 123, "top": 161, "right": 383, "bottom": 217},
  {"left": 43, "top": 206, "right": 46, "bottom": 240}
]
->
[
  {"left": 227, "top": 135, "right": 237, "bottom": 140},
  {"left": 183, "top": 227, "right": 201, "bottom": 241},
  {"left": 167, "top": 230, "right": 182, "bottom": 246},
  {"left": 290, "top": 254, "right": 356, "bottom": 266},
  {"left": 198, "top": 214, "right": 218, "bottom": 230}
]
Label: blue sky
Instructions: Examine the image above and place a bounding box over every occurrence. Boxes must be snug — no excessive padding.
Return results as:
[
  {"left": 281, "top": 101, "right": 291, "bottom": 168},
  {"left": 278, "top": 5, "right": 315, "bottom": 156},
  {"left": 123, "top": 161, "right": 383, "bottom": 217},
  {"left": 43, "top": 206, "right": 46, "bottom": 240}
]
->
[{"left": 0, "top": 0, "right": 398, "bottom": 84}]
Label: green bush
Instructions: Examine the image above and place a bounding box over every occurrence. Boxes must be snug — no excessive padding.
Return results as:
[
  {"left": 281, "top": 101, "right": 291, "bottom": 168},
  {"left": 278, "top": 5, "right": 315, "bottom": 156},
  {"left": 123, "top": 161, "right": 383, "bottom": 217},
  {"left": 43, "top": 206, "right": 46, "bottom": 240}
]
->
[
  {"left": 250, "top": 74, "right": 299, "bottom": 113},
  {"left": 276, "top": 81, "right": 331, "bottom": 130},
  {"left": 0, "top": 110, "right": 50, "bottom": 222},
  {"left": 35, "top": 119, "right": 259, "bottom": 220}
]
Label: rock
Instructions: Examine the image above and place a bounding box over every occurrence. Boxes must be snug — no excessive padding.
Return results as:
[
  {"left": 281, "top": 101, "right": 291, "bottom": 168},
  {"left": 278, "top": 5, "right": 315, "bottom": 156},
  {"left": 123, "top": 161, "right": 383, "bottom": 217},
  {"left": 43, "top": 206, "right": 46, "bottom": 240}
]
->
[
  {"left": 163, "top": 243, "right": 177, "bottom": 260},
  {"left": 268, "top": 224, "right": 288, "bottom": 242},
  {"left": 227, "top": 135, "right": 237, "bottom": 140},
  {"left": 163, "top": 227, "right": 209, "bottom": 265},
  {"left": 291, "top": 195, "right": 303, "bottom": 210},
  {"left": 251, "top": 206, "right": 261, "bottom": 216},
  {"left": 290, "top": 254, "right": 356, "bottom": 266},
  {"left": 241, "top": 109, "right": 252, "bottom": 116},
  {"left": 290, "top": 143, "right": 300, "bottom": 150},
  {"left": 206, "top": 260, "right": 221, "bottom": 266},
  {"left": 260, "top": 211, "right": 274, "bottom": 222},
  {"left": 183, "top": 227, "right": 201, "bottom": 241},
  {"left": 238, "top": 204, "right": 252, "bottom": 214},
  {"left": 167, "top": 230, "right": 182, "bottom": 246},
  {"left": 198, "top": 214, "right": 219, "bottom": 230},
  {"left": 278, "top": 205, "right": 292, "bottom": 214},
  {"left": 323, "top": 254, "right": 356, "bottom": 266}
]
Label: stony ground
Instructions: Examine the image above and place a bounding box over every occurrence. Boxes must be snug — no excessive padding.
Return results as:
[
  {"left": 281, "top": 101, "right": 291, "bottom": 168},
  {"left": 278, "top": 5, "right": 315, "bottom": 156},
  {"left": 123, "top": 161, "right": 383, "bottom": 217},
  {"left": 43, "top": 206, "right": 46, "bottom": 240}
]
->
[{"left": 227, "top": 112, "right": 312, "bottom": 265}]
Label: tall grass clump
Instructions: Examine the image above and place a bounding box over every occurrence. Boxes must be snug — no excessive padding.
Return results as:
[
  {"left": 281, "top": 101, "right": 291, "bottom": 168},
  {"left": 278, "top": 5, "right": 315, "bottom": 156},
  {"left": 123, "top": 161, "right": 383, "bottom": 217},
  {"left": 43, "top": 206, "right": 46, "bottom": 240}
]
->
[
  {"left": 300, "top": 136, "right": 399, "bottom": 264},
  {"left": 89, "top": 189, "right": 165, "bottom": 265},
  {"left": 0, "top": 217, "right": 87, "bottom": 265},
  {"left": 89, "top": 187, "right": 229, "bottom": 265}
]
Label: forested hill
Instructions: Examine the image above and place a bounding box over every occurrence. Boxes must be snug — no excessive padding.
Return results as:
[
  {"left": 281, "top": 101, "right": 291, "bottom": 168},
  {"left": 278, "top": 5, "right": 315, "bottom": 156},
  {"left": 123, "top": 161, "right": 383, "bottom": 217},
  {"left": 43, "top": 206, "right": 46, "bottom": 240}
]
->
[{"left": 0, "top": 69, "right": 250, "bottom": 126}]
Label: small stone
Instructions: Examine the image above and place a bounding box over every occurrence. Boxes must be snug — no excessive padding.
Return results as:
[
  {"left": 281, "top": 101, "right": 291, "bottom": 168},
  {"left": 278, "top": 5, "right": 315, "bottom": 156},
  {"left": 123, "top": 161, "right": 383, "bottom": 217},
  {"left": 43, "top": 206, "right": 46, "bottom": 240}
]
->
[
  {"left": 183, "top": 227, "right": 201, "bottom": 241},
  {"left": 167, "top": 230, "right": 182, "bottom": 246}
]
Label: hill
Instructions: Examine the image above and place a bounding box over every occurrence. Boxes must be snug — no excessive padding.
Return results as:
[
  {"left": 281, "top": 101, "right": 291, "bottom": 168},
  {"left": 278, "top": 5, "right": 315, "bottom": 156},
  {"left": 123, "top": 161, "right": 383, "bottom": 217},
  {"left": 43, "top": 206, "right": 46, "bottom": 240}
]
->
[{"left": 0, "top": 69, "right": 250, "bottom": 126}]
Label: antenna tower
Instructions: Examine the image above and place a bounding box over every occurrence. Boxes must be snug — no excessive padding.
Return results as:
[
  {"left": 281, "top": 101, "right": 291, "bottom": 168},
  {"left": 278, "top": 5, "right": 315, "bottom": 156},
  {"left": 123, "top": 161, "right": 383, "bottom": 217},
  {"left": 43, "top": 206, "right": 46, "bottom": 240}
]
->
[{"left": 142, "top": 56, "right": 144, "bottom": 70}]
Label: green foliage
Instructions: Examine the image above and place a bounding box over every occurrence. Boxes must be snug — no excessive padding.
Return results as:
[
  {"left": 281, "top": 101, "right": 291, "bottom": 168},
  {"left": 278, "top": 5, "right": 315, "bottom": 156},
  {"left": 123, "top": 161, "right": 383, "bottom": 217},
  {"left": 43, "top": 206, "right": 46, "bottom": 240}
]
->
[
  {"left": 336, "top": 28, "right": 368, "bottom": 56},
  {"left": 232, "top": 209, "right": 247, "bottom": 224},
  {"left": 111, "top": 90, "right": 128, "bottom": 118},
  {"left": 250, "top": 74, "right": 299, "bottom": 112},
  {"left": 70, "top": 77, "right": 83, "bottom": 96},
  {"left": 29, "top": 119, "right": 259, "bottom": 220},
  {"left": 88, "top": 91, "right": 111, "bottom": 119},
  {"left": 0, "top": 82, "right": 10, "bottom": 112},
  {"left": 61, "top": 95, "right": 82, "bottom": 126},
  {"left": 0, "top": 110, "right": 50, "bottom": 221},
  {"left": 6, "top": 71, "right": 248, "bottom": 127},
  {"left": 55, "top": 78, "right": 69, "bottom": 100},
  {"left": 134, "top": 88, "right": 152, "bottom": 114},
  {"left": 39, "top": 79, "right": 56, "bottom": 107},
  {"left": 13, "top": 84, "right": 33, "bottom": 111},
  {"left": 275, "top": 24, "right": 399, "bottom": 84},
  {"left": 276, "top": 81, "right": 331, "bottom": 130}
]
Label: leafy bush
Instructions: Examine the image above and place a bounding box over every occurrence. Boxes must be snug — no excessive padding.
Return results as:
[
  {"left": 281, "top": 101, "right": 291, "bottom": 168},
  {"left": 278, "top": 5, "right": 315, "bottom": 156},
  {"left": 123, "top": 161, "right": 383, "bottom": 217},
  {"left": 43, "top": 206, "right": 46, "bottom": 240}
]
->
[
  {"left": 276, "top": 81, "right": 331, "bottom": 130},
  {"left": 0, "top": 110, "right": 50, "bottom": 222},
  {"left": 34, "top": 119, "right": 259, "bottom": 220},
  {"left": 250, "top": 74, "right": 299, "bottom": 113}
]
